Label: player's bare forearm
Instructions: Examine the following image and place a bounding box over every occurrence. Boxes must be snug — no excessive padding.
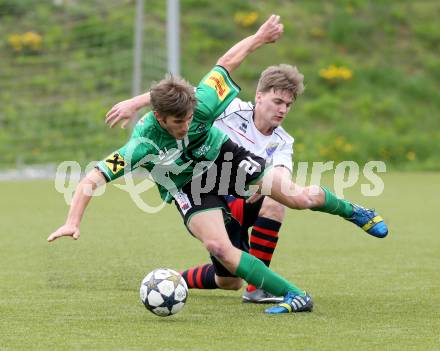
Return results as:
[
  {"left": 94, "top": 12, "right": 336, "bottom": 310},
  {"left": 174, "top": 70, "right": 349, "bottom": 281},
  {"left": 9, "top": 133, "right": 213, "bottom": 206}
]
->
[
  {"left": 130, "top": 92, "right": 151, "bottom": 110},
  {"left": 47, "top": 169, "right": 106, "bottom": 242},
  {"left": 66, "top": 169, "right": 105, "bottom": 226},
  {"left": 105, "top": 92, "right": 151, "bottom": 128},
  {"left": 217, "top": 14, "right": 283, "bottom": 74}
]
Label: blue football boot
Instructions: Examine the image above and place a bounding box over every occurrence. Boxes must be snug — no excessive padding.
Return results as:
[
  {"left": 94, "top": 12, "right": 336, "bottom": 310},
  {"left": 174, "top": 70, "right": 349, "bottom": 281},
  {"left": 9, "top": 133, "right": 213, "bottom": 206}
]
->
[
  {"left": 265, "top": 292, "right": 313, "bottom": 314},
  {"left": 346, "top": 204, "right": 388, "bottom": 238}
]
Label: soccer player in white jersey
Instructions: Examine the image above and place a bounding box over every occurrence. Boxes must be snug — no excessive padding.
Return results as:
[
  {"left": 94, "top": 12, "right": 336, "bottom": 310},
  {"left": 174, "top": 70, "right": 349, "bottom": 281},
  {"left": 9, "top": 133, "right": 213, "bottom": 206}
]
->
[
  {"left": 105, "top": 60, "right": 388, "bottom": 307},
  {"left": 208, "top": 64, "right": 300, "bottom": 303}
]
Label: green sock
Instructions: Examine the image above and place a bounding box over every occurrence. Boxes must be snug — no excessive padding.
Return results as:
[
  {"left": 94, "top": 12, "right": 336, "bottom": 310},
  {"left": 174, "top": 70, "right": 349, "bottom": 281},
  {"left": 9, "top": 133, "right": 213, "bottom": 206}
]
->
[
  {"left": 311, "top": 186, "right": 353, "bottom": 218},
  {"left": 235, "top": 251, "right": 304, "bottom": 297}
]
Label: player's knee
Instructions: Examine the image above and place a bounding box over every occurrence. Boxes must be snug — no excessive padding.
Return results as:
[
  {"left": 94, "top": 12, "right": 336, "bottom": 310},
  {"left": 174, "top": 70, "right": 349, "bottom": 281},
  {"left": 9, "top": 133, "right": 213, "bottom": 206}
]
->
[
  {"left": 289, "top": 194, "right": 310, "bottom": 209},
  {"left": 307, "top": 185, "right": 322, "bottom": 198},
  {"left": 215, "top": 276, "right": 243, "bottom": 290},
  {"left": 204, "top": 240, "right": 231, "bottom": 262},
  {"left": 293, "top": 186, "right": 321, "bottom": 209}
]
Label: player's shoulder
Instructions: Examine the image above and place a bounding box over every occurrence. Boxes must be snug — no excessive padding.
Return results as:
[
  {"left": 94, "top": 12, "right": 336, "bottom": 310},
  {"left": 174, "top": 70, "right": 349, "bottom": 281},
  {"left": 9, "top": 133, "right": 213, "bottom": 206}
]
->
[
  {"left": 132, "top": 112, "right": 157, "bottom": 137},
  {"left": 198, "top": 65, "right": 240, "bottom": 92},
  {"left": 217, "top": 97, "right": 254, "bottom": 121},
  {"left": 273, "top": 125, "right": 294, "bottom": 145}
]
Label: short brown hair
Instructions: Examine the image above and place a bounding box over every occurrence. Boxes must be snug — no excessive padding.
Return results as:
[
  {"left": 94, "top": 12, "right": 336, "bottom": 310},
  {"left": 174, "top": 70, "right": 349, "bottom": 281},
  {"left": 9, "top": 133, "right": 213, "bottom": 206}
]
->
[
  {"left": 256, "top": 64, "right": 305, "bottom": 99},
  {"left": 150, "top": 74, "right": 197, "bottom": 119}
]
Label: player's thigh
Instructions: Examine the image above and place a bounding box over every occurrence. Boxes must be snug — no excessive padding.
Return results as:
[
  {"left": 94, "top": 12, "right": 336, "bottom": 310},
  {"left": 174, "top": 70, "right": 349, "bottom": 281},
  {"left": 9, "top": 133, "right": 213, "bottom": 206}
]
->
[
  {"left": 189, "top": 210, "right": 243, "bottom": 269},
  {"left": 188, "top": 209, "right": 236, "bottom": 257},
  {"left": 256, "top": 167, "right": 305, "bottom": 209}
]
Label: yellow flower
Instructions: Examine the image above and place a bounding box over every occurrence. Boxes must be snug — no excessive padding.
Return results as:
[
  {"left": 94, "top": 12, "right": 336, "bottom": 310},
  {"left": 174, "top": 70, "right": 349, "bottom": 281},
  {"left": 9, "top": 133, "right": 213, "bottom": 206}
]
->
[
  {"left": 338, "top": 67, "right": 353, "bottom": 80},
  {"left": 343, "top": 143, "right": 353, "bottom": 153},
  {"left": 335, "top": 136, "right": 346, "bottom": 148},
  {"left": 319, "top": 65, "right": 353, "bottom": 81},
  {"left": 8, "top": 34, "right": 22, "bottom": 51},
  {"left": 406, "top": 151, "right": 416, "bottom": 161},
  {"left": 21, "top": 31, "right": 43, "bottom": 50},
  {"left": 320, "top": 66, "right": 335, "bottom": 79},
  {"left": 234, "top": 11, "right": 259, "bottom": 28},
  {"left": 8, "top": 32, "right": 43, "bottom": 52}
]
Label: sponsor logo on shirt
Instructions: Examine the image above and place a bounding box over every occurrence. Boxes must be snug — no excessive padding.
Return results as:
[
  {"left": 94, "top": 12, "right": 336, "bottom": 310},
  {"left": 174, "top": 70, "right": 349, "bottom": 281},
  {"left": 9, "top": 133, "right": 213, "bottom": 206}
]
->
[
  {"left": 203, "top": 71, "right": 230, "bottom": 101},
  {"left": 265, "top": 143, "right": 279, "bottom": 157},
  {"left": 105, "top": 152, "right": 125, "bottom": 174},
  {"left": 239, "top": 121, "right": 248, "bottom": 133},
  {"left": 174, "top": 191, "right": 192, "bottom": 215}
]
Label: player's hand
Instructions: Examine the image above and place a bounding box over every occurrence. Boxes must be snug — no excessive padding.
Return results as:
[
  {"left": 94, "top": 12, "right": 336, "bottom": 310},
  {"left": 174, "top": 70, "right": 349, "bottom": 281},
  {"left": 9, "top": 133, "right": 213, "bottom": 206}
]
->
[
  {"left": 105, "top": 99, "right": 138, "bottom": 129},
  {"left": 47, "top": 224, "right": 80, "bottom": 242},
  {"left": 246, "top": 193, "right": 263, "bottom": 204},
  {"left": 255, "top": 14, "right": 284, "bottom": 44}
]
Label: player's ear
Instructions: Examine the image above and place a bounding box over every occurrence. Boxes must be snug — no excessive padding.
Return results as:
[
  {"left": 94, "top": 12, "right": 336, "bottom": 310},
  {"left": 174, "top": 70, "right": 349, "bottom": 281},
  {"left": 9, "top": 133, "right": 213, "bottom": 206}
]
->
[
  {"left": 255, "top": 91, "right": 263, "bottom": 104},
  {"left": 154, "top": 111, "right": 164, "bottom": 122}
]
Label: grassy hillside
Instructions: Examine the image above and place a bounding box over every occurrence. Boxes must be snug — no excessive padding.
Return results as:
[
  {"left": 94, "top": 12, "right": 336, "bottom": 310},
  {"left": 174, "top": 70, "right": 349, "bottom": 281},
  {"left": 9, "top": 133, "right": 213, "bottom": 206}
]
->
[{"left": 1, "top": 0, "right": 439, "bottom": 170}]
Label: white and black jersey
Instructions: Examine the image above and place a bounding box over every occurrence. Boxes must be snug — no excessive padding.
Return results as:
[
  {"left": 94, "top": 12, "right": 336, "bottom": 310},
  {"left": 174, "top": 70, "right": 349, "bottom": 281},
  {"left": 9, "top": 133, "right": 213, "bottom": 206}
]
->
[{"left": 214, "top": 97, "right": 294, "bottom": 172}]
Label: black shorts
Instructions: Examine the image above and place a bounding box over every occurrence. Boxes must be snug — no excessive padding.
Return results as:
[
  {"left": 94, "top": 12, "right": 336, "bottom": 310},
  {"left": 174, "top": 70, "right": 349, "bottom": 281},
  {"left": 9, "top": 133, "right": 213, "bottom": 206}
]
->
[{"left": 174, "top": 138, "right": 267, "bottom": 226}]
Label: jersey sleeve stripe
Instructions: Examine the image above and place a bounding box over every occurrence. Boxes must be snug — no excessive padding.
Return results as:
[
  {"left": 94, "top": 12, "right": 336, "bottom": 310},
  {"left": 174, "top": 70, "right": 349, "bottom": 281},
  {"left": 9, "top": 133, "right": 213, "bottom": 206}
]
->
[
  {"left": 214, "top": 65, "right": 240, "bottom": 92},
  {"left": 95, "top": 163, "right": 112, "bottom": 182}
]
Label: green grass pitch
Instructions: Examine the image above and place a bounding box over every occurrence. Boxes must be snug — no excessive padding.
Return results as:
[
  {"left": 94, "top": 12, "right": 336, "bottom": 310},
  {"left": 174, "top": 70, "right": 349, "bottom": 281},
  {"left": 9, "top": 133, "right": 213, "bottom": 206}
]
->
[{"left": 1, "top": 173, "right": 439, "bottom": 350}]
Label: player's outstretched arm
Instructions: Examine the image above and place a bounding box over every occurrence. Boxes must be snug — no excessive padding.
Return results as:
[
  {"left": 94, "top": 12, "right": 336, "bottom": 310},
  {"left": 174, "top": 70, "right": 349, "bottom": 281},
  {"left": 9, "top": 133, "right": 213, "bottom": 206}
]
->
[
  {"left": 105, "top": 92, "right": 151, "bottom": 128},
  {"left": 217, "top": 14, "right": 283, "bottom": 74},
  {"left": 47, "top": 169, "right": 106, "bottom": 242},
  {"left": 104, "top": 15, "right": 283, "bottom": 128}
]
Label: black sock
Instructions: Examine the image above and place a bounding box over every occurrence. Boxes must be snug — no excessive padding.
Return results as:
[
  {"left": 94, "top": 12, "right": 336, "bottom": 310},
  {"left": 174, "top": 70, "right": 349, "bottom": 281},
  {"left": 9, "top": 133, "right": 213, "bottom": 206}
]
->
[{"left": 180, "top": 263, "right": 218, "bottom": 289}]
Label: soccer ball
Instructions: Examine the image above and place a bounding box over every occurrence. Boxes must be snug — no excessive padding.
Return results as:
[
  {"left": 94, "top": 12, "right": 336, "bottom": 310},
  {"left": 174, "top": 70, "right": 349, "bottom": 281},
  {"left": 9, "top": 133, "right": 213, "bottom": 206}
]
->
[{"left": 140, "top": 268, "right": 188, "bottom": 317}]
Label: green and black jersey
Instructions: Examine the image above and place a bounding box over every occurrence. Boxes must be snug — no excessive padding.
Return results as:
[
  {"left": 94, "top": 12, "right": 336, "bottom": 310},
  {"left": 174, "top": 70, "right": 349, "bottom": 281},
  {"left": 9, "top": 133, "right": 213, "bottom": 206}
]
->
[{"left": 97, "top": 65, "right": 240, "bottom": 202}]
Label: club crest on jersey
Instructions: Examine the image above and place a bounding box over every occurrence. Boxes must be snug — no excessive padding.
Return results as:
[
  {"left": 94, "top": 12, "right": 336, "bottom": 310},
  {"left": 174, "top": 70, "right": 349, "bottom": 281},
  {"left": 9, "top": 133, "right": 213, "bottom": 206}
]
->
[
  {"left": 265, "top": 143, "right": 279, "bottom": 157},
  {"left": 239, "top": 121, "right": 248, "bottom": 133},
  {"left": 193, "top": 144, "right": 211, "bottom": 158},
  {"left": 105, "top": 152, "right": 125, "bottom": 174},
  {"left": 195, "top": 123, "right": 207, "bottom": 133},
  {"left": 174, "top": 191, "right": 192, "bottom": 215},
  {"left": 203, "top": 71, "right": 230, "bottom": 101}
]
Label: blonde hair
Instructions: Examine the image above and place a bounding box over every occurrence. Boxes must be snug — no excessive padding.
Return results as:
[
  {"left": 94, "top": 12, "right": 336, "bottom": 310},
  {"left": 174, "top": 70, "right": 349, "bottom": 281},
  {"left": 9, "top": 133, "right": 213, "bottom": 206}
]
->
[
  {"left": 150, "top": 74, "right": 197, "bottom": 119},
  {"left": 256, "top": 64, "right": 305, "bottom": 99}
]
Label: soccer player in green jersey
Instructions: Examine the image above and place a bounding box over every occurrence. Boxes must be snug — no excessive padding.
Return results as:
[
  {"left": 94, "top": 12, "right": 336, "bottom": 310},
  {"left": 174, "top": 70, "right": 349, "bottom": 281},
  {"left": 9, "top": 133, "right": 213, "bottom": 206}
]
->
[{"left": 48, "top": 15, "right": 388, "bottom": 314}]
